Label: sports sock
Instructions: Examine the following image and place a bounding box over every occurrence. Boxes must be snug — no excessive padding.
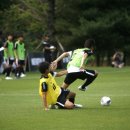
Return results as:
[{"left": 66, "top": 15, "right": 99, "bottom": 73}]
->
[
  {"left": 6, "top": 67, "right": 11, "bottom": 77},
  {"left": 21, "top": 67, "right": 25, "bottom": 74},
  {"left": 69, "top": 98, "right": 75, "bottom": 104},
  {"left": 2, "top": 68, "right": 6, "bottom": 74},
  {"left": 81, "top": 75, "right": 97, "bottom": 89},
  {"left": 18, "top": 67, "right": 23, "bottom": 77},
  {"left": 15, "top": 67, "right": 19, "bottom": 77}
]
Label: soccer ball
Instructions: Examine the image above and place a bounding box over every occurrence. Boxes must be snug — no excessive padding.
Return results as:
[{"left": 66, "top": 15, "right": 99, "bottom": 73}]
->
[{"left": 100, "top": 96, "right": 111, "bottom": 106}]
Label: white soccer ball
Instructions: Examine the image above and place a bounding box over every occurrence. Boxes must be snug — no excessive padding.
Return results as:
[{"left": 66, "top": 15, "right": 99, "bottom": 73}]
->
[{"left": 100, "top": 96, "right": 111, "bottom": 106}]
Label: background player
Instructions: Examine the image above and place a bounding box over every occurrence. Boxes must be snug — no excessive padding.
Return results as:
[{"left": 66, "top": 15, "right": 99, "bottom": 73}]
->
[
  {"left": 14, "top": 35, "right": 26, "bottom": 78},
  {"left": 4, "top": 34, "right": 15, "bottom": 80},
  {"left": 53, "top": 39, "right": 98, "bottom": 91}
]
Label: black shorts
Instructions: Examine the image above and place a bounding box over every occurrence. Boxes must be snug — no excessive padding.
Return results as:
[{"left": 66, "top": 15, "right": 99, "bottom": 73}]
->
[
  {"left": 18, "top": 60, "right": 25, "bottom": 66},
  {"left": 56, "top": 88, "right": 70, "bottom": 108},
  {"left": 64, "top": 69, "right": 96, "bottom": 85},
  {"left": 9, "top": 58, "right": 14, "bottom": 65}
]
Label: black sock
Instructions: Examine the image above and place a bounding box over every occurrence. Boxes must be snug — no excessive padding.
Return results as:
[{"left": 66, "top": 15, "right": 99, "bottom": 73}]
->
[
  {"left": 81, "top": 75, "right": 97, "bottom": 89},
  {"left": 2, "top": 68, "right": 6, "bottom": 74},
  {"left": 6, "top": 67, "right": 11, "bottom": 77},
  {"left": 69, "top": 98, "right": 75, "bottom": 104},
  {"left": 21, "top": 67, "right": 25, "bottom": 74},
  {"left": 15, "top": 67, "right": 19, "bottom": 77},
  {"left": 18, "top": 67, "right": 23, "bottom": 77}
]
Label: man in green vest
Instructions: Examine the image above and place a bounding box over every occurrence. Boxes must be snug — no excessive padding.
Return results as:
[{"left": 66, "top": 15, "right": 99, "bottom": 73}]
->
[
  {"left": 14, "top": 35, "right": 26, "bottom": 78},
  {"left": 4, "top": 34, "right": 15, "bottom": 80},
  {"left": 53, "top": 39, "right": 98, "bottom": 91}
]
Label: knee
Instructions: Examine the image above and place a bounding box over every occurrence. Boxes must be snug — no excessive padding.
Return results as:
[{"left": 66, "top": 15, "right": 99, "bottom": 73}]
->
[{"left": 65, "top": 100, "right": 74, "bottom": 109}]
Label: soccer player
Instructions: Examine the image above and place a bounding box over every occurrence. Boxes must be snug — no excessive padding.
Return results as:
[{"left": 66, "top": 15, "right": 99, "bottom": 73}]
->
[
  {"left": 14, "top": 35, "right": 26, "bottom": 78},
  {"left": 53, "top": 39, "right": 98, "bottom": 91},
  {"left": 36, "top": 35, "right": 56, "bottom": 63},
  {"left": 4, "top": 34, "right": 15, "bottom": 80},
  {"left": 39, "top": 62, "right": 81, "bottom": 110}
]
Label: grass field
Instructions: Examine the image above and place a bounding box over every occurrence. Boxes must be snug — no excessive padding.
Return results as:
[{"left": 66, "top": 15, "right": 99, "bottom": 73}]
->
[{"left": 0, "top": 67, "right": 130, "bottom": 130}]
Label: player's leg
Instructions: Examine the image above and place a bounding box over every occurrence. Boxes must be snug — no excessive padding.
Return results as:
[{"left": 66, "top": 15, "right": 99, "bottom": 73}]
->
[
  {"left": 2, "top": 59, "right": 8, "bottom": 74},
  {"left": 5, "top": 59, "right": 14, "bottom": 79},
  {"left": 64, "top": 100, "right": 74, "bottom": 109},
  {"left": 16, "top": 60, "right": 25, "bottom": 78},
  {"left": 78, "top": 70, "right": 98, "bottom": 91},
  {"left": 56, "top": 88, "right": 75, "bottom": 109},
  {"left": 20, "top": 60, "right": 26, "bottom": 77},
  {"left": 65, "top": 92, "right": 82, "bottom": 108},
  {"left": 61, "top": 72, "right": 79, "bottom": 89},
  {"left": 67, "top": 91, "right": 76, "bottom": 103}
]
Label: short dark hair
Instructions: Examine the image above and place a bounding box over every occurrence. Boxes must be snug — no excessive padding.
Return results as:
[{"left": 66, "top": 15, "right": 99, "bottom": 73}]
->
[
  {"left": 84, "top": 39, "right": 95, "bottom": 48},
  {"left": 39, "top": 62, "right": 50, "bottom": 74}
]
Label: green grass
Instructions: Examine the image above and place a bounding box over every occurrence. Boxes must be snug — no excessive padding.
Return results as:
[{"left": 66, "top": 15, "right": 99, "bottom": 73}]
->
[{"left": 0, "top": 67, "right": 130, "bottom": 130}]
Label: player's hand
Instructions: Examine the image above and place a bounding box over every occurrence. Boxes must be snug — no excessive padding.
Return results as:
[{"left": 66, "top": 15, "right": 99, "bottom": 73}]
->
[
  {"left": 44, "top": 108, "right": 50, "bottom": 111},
  {"left": 52, "top": 61, "right": 58, "bottom": 70},
  {"left": 50, "top": 63, "right": 57, "bottom": 71},
  {"left": 79, "top": 66, "right": 85, "bottom": 71}
]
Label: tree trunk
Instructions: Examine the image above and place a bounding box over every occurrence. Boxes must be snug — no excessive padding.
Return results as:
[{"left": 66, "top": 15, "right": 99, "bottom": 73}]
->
[
  {"left": 96, "top": 53, "right": 100, "bottom": 66},
  {"left": 47, "top": 0, "right": 56, "bottom": 41}
]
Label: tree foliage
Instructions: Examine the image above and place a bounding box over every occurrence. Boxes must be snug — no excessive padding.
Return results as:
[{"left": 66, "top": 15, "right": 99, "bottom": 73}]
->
[{"left": 0, "top": 0, "right": 130, "bottom": 65}]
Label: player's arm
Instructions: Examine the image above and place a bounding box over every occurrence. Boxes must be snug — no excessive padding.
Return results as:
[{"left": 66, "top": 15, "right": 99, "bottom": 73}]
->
[
  {"left": 80, "top": 53, "right": 88, "bottom": 70},
  {"left": 41, "top": 82, "right": 49, "bottom": 110},
  {"left": 4, "top": 42, "right": 8, "bottom": 55},
  {"left": 50, "top": 70, "right": 68, "bottom": 77},
  {"left": 55, "top": 70, "right": 68, "bottom": 77},
  {"left": 44, "top": 46, "right": 52, "bottom": 50},
  {"left": 52, "top": 52, "right": 70, "bottom": 69},
  {"left": 54, "top": 52, "right": 70, "bottom": 63},
  {"left": 80, "top": 50, "right": 93, "bottom": 70}
]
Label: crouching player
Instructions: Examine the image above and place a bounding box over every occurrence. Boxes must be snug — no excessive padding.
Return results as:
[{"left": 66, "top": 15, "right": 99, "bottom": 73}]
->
[{"left": 39, "top": 62, "right": 82, "bottom": 110}]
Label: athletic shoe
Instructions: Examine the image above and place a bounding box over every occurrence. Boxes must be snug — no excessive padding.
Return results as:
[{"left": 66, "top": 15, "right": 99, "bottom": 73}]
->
[
  {"left": 20, "top": 73, "right": 26, "bottom": 78},
  {"left": 75, "top": 104, "right": 83, "bottom": 108},
  {"left": 5, "top": 77, "right": 13, "bottom": 80},
  {"left": 78, "top": 86, "right": 88, "bottom": 91}
]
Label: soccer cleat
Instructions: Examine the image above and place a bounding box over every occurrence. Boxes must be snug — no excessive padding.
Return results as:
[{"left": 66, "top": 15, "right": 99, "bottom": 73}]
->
[
  {"left": 5, "top": 77, "right": 13, "bottom": 80},
  {"left": 20, "top": 73, "right": 26, "bottom": 78},
  {"left": 74, "top": 104, "right": 83, "bottom": 108},
  {"left": 78, "top": 86, "right": 88, "bottom": 91}
]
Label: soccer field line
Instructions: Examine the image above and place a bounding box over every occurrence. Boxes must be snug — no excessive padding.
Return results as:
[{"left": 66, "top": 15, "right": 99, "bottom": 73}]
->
[{"left": 0, "top": 93, "right": 130, "bottom": 97}]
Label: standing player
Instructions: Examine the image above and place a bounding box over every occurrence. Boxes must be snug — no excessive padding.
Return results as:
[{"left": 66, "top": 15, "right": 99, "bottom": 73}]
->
[
  {"left": 39, "top": 61, "right": 78, "bottom": 110},
  {"left": 14, "top": 35, "right": 26, "bottom": 78},
  {"left": 36, "top": 35, "right": 56, "bottom": 63},
  {"left": 53, "top": 39, "right": 98, "bottom": 91},
  {"left": 4, "top": 34, "right": 15, "bottom": 80}
]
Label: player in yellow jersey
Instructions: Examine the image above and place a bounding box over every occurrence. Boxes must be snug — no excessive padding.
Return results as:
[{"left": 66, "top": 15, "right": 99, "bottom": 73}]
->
[{"left": 39, "top": 62, "right": 82, "bottom": 110}]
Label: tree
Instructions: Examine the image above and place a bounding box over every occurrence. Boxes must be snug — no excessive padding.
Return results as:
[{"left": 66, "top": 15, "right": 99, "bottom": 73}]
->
[{"left": 1, "top": 0, "right": 130, "bottom": 65}]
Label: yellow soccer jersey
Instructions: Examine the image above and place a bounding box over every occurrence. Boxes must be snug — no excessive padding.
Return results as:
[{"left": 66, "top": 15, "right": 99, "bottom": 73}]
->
[{"left": 39, "top": 73, "right": 61, "bottom": 105}]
